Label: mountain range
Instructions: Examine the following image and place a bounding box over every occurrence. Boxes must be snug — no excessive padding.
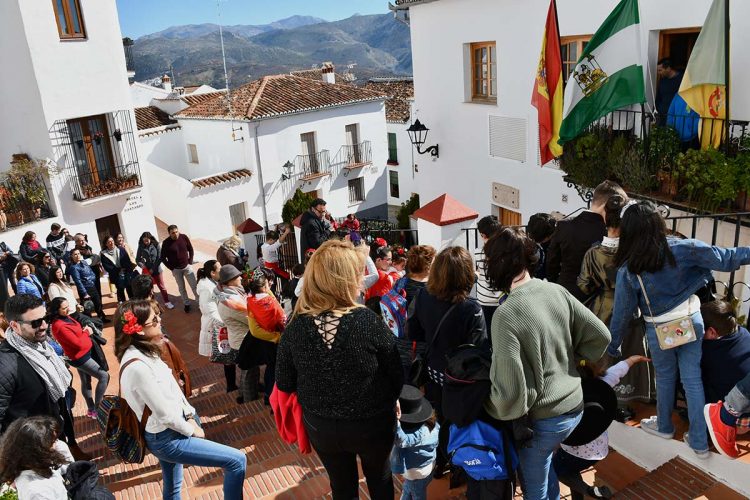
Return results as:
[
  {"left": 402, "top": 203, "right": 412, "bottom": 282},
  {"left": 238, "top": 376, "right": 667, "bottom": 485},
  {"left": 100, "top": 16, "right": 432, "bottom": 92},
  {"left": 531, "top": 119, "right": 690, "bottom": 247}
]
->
[{"left": 131, "top": 14, "right": 412, "bottom": 88}]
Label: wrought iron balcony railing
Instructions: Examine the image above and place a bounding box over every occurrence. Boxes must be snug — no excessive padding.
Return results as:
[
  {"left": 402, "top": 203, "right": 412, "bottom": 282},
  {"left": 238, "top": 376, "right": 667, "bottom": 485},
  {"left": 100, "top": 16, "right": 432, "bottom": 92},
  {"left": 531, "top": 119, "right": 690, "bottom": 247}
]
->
[
  {"left": 341, "top": 140, "right": 372, "bottom": 168},
  {"left": 295, "top": 150, "right": 331, "bottom": 179}
]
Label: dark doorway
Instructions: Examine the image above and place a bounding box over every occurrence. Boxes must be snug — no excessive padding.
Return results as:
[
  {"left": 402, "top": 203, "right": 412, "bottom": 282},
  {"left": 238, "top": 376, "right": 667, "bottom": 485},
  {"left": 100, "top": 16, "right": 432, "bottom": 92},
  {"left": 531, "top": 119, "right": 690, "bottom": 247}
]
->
[
  {"left": 659, "top": 29, "right": 700, "bottom": 71},
  {"left": 95, "top": 214, "right": 121, "bottom": 248}
]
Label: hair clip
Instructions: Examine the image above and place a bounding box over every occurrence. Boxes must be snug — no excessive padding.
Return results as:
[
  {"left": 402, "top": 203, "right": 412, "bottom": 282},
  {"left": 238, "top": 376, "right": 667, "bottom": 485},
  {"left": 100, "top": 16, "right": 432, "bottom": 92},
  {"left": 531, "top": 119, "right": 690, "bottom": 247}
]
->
[{"left": 121, "top": 310, "right": 143, "bottom": 335}]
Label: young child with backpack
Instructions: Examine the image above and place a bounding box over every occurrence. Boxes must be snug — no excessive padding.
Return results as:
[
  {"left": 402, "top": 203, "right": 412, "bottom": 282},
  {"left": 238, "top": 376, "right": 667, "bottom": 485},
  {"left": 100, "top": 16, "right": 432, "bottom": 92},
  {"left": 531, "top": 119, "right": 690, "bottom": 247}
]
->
[
  {"left": 391, "top": 386, "right": 440, "bottom": 500},
  {"left": 553, "top": 354, "right": 650, "bottom": 500}
]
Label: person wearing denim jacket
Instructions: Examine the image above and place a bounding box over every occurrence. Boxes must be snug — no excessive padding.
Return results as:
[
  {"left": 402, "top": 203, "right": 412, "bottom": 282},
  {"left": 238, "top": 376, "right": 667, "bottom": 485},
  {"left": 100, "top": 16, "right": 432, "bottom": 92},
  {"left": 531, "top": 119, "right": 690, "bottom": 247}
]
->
[
  {"left": 67, "top": 249, "right": 107, "bottom": 321},
  {"left": 609, "top": 201, "right": 750, "bottom": 457}
]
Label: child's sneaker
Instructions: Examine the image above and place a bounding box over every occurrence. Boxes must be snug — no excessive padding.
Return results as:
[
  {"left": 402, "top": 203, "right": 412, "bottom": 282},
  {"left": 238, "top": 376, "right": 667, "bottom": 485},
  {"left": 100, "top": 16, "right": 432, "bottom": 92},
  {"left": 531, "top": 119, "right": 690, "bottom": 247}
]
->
[
  {"left": 639, "top": 416, "right": 674, "bottom": 439},
  {"left": 87, "top": 409, "right": 98, "bottom": 419},
  {"left": 165, "top": 302, "right": 175, "bottom": 310},
  {"left": 586, "top": 485, "right": 612, "bottom": 499},
  {"left": 705, "top": 402, "right": 739, "bottom": 459}
]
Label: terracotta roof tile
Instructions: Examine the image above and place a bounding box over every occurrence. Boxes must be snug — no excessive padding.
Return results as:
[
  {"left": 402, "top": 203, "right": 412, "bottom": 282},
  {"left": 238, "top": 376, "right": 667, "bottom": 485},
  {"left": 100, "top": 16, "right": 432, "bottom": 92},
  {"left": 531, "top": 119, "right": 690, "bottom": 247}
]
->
[
  {"left": 181, "top": 90, "right": 228, "bottom": 107},
  {"left": 175, "top": 75, "right": 386, "bottom": 121},
  {"left": 190, "top": 169, "right": 252, "bottom": 189},
  {"left": 133, "top": 106, "right": 178, "bottom": 130},
  {"left": 412, "top": 193, "right": 478, "bottom": 226},
  {"left": 363, "top": 78, "right": 414, "bottom": 123}
]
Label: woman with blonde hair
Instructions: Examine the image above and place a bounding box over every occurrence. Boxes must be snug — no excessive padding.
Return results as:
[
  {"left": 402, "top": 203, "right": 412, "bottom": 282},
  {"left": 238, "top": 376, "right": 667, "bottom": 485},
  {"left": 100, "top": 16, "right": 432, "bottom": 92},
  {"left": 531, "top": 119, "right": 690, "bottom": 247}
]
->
[
  {"left": 276, "top": 240, "right": 403, "bottom": 500},
  {"left": 217, "top": 235, "right": 246, "bottom": 272}
]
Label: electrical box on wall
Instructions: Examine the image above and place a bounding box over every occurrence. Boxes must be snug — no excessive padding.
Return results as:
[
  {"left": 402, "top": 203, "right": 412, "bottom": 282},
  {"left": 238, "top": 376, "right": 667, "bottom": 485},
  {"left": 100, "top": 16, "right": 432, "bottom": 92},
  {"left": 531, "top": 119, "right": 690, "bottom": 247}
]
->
[{"left": 492, "top": 182, "right": 520, "bottom": 209}]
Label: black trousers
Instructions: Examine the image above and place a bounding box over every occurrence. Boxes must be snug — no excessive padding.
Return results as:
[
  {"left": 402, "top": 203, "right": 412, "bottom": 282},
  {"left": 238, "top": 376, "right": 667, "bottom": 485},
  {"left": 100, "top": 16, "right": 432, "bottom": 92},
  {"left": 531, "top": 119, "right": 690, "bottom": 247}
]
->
[
  {"left": 85, "top": 286, "right": 106, "bottom": 319},
  {"left": 552, "top": 449, "right": 598, "bottom": 500},
  {"left": 303, "top": 411, "right": 396, "bottom": 500}
]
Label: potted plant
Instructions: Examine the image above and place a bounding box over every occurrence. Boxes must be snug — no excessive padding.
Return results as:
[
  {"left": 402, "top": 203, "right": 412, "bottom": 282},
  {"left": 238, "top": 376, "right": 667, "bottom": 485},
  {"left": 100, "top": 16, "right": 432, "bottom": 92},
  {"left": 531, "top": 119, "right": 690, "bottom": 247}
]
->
[
  {"left": 674, "top": 148, "right": 737, "bottom": 212},
  {"left": 113, "top": 129, "right": 123, "bottom": 142},
  {"left": 93, "top": 131, "right": 105, "bottom": 145},
  {"left": 734, "top": 151, "right": 750, "bottom": 211},
  {"left": 4, "top": 157, "right": 50, "bottom": 220}
]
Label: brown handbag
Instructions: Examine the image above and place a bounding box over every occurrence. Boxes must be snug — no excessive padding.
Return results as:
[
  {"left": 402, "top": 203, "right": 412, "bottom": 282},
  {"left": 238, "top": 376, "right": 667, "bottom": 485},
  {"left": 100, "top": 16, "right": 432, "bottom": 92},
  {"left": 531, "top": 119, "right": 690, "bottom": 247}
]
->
[{"left": 161, "top": 339, "right": 193, "bottom": 397}]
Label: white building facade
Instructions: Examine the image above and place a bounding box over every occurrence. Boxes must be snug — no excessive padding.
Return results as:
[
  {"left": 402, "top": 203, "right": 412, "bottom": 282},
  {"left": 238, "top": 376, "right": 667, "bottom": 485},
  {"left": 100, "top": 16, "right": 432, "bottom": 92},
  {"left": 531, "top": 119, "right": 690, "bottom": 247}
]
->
[
  {"left": 139, "top": 73, "right": 391, "bottom": 242},
  {"left": 0, "top": 0, "right": 156, "bottom": 251},
  {"left": 401, "top": 0, "right": 750, "bottom": 229}
]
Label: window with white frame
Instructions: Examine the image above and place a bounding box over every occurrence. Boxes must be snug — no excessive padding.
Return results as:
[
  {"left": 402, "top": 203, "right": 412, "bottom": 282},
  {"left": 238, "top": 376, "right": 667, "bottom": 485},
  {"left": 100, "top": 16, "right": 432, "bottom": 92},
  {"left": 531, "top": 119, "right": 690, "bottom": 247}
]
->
[
  {"left": 187, "top": 144, "right": 199, "bottom": 164},
  {"left": 348, "top": 177, "right": 365, "bottom": 204}
]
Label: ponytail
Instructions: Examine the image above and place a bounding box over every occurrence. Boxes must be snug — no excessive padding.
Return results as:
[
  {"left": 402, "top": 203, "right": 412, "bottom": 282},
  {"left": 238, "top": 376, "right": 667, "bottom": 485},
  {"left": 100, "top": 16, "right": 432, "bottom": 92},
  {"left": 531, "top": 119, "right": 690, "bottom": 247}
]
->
[{"left": 197, "top": 259, "right": 218, "bottom": 281}]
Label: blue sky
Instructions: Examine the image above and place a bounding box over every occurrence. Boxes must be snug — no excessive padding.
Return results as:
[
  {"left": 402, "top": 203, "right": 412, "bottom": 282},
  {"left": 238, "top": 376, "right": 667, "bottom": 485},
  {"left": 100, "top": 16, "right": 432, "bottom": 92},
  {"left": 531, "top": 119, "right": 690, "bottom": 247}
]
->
[{"left": 116, "top": 0, "right": 389, "bottom": 38}]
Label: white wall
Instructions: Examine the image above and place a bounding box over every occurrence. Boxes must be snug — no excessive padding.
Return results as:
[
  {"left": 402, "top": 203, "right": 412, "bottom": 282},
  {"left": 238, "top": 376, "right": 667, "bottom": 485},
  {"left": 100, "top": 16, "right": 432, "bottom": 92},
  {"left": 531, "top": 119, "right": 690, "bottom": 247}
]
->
[
  {"left": 386, "top": 121, "right": 419, "bottom": 208},
  {"left": 0, "top": 0, "right": 157, "bottom": 248},
  {"left": 176, "top": 99, "right": 390, "bottom": 228},
  {"left": 408, "top": 0, "right": 750, "bottom": 224},
  {"left": 130, "top": 82, "right": 171, "bottom": 108},
  {"left": 138, "top": 129, "right": 187, "bottom": 177}
]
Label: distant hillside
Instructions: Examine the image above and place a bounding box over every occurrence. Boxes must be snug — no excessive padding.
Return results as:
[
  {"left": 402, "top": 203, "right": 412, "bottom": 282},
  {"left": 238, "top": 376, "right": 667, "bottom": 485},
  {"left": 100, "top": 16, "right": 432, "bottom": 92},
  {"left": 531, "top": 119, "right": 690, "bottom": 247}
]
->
[{"left": 131, "top": 14, "right": 412, "bottom": 88}]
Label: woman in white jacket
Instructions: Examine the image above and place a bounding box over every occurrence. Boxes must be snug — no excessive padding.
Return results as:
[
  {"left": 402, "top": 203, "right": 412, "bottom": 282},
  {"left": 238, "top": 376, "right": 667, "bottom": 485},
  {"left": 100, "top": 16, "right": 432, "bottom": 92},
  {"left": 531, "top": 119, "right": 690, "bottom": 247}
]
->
[
  {"left": 197, "top": 260, "right": 237, "bottom": 392},
  {"left": 116, "top": 300, "right": 246, "bottom": 500}
]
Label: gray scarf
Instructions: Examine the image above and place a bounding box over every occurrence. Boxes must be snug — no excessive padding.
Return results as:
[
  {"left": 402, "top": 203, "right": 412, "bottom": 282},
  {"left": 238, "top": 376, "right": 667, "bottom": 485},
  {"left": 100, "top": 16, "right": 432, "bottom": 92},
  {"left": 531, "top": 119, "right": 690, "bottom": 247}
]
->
[
  {"left": 5, "top": 329, "right": 72, "bottom": 402},
  {"left": 101, "top": 247, "right": 120, "bottom": 268}
]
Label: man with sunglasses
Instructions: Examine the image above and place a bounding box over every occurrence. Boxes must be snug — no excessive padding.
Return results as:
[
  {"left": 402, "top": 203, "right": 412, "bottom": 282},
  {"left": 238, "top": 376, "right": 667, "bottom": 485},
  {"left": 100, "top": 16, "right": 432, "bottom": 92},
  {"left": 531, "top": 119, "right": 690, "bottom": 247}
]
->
[
  {"left": 0, "top": 295, "right": 68, "bottom": 435},
  {"left": 300, "top": 198, "right": 331, "bottom": 256}
]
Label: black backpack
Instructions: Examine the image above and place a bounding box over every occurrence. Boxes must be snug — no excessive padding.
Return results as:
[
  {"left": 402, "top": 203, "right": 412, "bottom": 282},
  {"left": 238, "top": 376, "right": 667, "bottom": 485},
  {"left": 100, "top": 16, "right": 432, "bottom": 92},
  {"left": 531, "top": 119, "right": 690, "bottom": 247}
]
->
[
  {"left": 63, "top": 460, "right": 114, "bottom": 500},
  {"left": 442, "top": 344, "right": 493, "bottom": 427}
]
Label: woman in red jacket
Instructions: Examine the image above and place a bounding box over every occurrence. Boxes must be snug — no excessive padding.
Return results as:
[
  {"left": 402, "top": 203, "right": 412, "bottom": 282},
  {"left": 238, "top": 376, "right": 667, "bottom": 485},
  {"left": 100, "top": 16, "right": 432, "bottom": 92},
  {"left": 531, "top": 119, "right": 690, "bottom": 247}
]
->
[
  {"left": 48, "top": 297, "right": 109, "bottom": 419},
  {"left": 364, "top": 244, "right": 394, "bottom": 301}
]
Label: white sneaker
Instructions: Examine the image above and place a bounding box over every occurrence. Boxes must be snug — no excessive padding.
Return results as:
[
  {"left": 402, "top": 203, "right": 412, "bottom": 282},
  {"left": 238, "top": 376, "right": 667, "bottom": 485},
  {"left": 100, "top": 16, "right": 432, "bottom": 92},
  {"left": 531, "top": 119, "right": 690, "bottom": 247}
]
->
[
  {"left": 165, "top": 302, "right": 175, "bottom": 310},
  {"left": 640, "top": 416, "right": 674, "bottom": 439}
]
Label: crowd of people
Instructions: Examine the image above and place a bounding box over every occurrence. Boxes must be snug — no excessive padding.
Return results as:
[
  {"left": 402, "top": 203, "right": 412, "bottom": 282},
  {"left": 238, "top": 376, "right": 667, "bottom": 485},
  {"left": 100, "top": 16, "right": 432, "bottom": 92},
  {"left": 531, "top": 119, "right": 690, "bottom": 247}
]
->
[{"left": 2, "top": 189, "right": 750, "bottom": 500}]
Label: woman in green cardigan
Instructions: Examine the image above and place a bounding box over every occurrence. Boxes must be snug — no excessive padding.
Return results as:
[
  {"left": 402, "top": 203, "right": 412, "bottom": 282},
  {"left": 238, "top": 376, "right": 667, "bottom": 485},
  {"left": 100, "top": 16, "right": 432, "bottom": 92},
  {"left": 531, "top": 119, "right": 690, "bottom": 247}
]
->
[{"left": 483, "top": 227, "right": 611, "bottom": 500}]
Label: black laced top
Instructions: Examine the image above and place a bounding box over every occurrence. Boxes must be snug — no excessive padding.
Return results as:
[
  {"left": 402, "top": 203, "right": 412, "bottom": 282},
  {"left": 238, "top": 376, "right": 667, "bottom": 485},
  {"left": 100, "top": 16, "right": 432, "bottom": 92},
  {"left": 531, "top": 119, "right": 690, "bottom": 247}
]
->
[{"left": 275, "top": 307, "right": 404, "bottom": 420}]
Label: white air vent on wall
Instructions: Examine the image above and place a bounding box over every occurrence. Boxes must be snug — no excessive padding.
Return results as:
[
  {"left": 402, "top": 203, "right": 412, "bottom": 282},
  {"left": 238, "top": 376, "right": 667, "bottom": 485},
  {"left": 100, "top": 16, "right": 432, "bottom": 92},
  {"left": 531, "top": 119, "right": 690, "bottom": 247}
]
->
[{"left": 489, "top": 115, "right": 527, "bottom": 162}]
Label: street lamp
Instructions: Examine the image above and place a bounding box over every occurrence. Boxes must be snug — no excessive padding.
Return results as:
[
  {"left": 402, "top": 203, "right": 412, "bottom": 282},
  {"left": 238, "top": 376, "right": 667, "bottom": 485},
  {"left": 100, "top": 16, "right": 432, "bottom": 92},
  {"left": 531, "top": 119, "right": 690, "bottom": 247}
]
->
[
  {"left": 406, "top": 119, "right": 439, "bottom": 158},
  {"left": 281, "top": 160, "right": 294, "bottom": 180}
]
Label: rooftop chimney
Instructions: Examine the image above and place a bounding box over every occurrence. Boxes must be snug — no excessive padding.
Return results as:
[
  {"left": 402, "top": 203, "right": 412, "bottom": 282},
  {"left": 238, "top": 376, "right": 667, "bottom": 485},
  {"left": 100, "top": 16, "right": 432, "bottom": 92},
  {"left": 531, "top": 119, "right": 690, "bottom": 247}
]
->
[
  {"left": 162, "top": 74, "right": 172, "bottom": 93},
  {"left": 321, "top": 62, "right": 335, "bottom": 84}
]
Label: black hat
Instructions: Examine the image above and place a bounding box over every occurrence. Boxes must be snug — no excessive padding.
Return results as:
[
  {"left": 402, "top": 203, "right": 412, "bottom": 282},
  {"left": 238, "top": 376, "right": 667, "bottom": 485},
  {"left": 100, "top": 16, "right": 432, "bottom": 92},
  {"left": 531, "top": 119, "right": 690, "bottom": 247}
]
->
[
  {"left": 562, "top": 378, "right": 618, "bottom": 446},
  {"left": 218, "top": 264, "right": 242, "bottom": 284},
  {"left": 399, "top": 385, "right": 433, "bottom": 424}
]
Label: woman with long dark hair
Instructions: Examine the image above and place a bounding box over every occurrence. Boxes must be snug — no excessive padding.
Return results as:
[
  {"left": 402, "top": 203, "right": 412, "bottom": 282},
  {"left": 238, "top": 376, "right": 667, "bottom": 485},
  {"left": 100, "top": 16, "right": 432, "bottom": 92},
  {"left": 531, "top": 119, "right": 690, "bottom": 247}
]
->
[
  {"left": 48, "top": 297, "right": 109, "bottom": 419},
  {"left": 19, "top": 231, "right": 44, "bottom": 264},
  {"left": 609, "top": 201, "right": 750, "bottom": 457},
  {"left": 136, "top": 231, "right": 174, "bottom": 309},
  {"left": 483, "top": 228, "right": 610, "bottom": 500},
  {"left": 116, "top": 300, "right": 246, "bottom": 499},
  {"left": 197, "top": 260, "right": 238, "bottom": 392},
  {"left": 0, "top": 416, "right": 73, "bottom": 499}
]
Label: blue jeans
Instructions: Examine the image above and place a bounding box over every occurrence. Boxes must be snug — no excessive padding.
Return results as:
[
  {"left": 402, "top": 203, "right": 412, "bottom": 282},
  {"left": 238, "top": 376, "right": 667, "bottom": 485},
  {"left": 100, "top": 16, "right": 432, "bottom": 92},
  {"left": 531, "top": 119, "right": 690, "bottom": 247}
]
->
[
  {"left": 645, "top": 310, "right": 708, "bottom": 451},
  {"left": 518, "top": 411, "right": 582, "bottom": 500},
  {"left": 400, "top": 475, "right": 431, "bottom": 500},
  {"left": 144, "top": 416, "right": 247, "bottom": 500}
]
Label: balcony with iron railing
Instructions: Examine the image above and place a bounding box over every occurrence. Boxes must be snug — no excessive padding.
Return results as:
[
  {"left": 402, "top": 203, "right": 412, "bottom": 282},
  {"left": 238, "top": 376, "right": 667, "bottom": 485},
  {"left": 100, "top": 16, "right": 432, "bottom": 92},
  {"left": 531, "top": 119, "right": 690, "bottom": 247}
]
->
[
  {"left": 559, "top": 108, "right": 750, "bottom": 213},
  {"left": 295, "top": 150, "right": 331, "bottom": 180},
  {"left": 50, "top": 110, "right": 143, "bottom": 203},
  {"left": 341, "top": 140, "right": 372, "bottom": 169}
]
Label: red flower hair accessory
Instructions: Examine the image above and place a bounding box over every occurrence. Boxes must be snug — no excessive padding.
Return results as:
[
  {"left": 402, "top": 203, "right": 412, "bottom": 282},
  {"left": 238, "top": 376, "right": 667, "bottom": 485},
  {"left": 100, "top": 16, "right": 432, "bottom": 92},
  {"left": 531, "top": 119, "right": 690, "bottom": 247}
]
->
[
  {"left": 121, "top": 310, "right": 143, "bottom": 335},
  {"left": 375, "top": 237, "right": 388, "bottom": 248}
]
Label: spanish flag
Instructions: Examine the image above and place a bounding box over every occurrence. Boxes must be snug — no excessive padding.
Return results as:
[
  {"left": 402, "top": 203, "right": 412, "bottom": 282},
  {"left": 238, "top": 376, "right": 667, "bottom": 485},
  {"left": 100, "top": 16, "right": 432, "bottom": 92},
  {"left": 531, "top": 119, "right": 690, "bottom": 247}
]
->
[
  {"left": 678, "top": 0, "right": 726, "bottom": 149},
  {"left": 532, "top": 0, "right": 564, "bottom": 165}
]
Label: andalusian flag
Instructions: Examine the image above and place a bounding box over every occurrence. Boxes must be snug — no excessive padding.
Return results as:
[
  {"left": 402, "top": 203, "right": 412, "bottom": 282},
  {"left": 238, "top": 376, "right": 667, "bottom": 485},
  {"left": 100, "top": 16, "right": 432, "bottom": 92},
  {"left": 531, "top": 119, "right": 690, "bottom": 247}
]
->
[
  {"left": 532, "top": 0, "right": 563, "bottom": 165},
  {"left": 559, "top": 0, "right": 645, "bottom": 144},
  {"left": 678, "top": 0, "right": 726, "bottom": 149}
]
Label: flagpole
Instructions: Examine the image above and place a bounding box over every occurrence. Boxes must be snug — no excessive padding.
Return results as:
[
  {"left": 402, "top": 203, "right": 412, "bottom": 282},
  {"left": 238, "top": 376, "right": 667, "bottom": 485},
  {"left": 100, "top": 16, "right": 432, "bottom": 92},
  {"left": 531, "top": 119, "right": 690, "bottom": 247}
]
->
[{"left": 725, "top": 0, "right": 730, "bottom": 152}]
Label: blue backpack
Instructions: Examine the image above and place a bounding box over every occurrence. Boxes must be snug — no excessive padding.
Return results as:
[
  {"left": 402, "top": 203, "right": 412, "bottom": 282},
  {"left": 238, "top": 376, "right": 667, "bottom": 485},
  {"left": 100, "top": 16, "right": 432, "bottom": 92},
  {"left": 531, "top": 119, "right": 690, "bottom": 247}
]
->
[
  {"left": 380, "top": 277, "right": 408, "bottom": 338},
  {"left": 447, "top": 420, "right": 518, "bottom": 481}
]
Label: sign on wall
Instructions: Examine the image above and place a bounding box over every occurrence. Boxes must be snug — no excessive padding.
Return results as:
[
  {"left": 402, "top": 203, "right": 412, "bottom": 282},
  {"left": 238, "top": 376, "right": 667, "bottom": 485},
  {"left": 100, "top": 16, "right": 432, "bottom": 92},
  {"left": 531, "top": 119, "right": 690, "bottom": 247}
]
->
[{"left": 492, "top": 182, "right": 520, "bottom": 210}]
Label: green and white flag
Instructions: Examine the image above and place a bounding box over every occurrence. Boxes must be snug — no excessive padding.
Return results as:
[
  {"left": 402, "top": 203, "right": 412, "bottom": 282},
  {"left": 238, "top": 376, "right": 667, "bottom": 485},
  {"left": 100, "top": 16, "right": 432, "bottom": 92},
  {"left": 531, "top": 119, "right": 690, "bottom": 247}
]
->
[{"left": 558, "top": 0, "right": 646, "bottom": 144}]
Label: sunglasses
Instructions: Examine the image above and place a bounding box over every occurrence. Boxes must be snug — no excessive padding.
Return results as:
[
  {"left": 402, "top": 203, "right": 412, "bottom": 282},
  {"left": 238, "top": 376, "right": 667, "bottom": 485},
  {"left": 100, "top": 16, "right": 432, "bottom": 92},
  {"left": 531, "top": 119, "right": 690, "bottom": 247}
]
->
[
  {"left": 19, "top": 318, "right": 47, "bottom": 329},
  {"left": 144, "top": 314, "right": 161, "bottom": 328}
]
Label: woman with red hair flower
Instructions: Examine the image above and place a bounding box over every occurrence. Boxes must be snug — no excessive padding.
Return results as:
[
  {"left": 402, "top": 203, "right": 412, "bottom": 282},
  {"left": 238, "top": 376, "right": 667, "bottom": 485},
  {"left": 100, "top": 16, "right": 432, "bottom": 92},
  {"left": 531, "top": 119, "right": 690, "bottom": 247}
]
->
[{"left": 115, "top": 300, "right": 246, "bottom": 500}]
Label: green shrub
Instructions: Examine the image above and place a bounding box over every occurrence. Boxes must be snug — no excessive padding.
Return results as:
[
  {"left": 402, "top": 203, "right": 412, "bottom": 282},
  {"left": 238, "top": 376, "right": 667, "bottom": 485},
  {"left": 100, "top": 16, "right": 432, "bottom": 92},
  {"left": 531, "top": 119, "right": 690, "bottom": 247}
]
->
[
  {"left": 397, "top": 193, "right": 420, "bottom": 229},
  {"left": 281, "top": 189, "right": 315, "bottom": 225}
]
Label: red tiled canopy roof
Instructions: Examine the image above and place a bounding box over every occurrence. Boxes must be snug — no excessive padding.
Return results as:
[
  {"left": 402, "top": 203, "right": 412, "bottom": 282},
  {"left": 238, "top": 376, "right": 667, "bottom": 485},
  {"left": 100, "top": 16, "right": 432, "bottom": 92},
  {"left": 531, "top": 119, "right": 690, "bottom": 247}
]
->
[
  {"left": 134, "top": 106, "right": 178, "bottom": 130},
  {"left": 190, "top": 169, "right": 252, "bottom": 189},
  {"left": 175, "top": 74, "right": 386, "bottom": 121},
  {"left": 236, "top": 218, "right": 264, "bottom": 234},
  {"left": 412, "top": 194, "right": 479, "bottom": 226},
  {"left": 363, "top": 78, "right": 414, "bottom": 123}
]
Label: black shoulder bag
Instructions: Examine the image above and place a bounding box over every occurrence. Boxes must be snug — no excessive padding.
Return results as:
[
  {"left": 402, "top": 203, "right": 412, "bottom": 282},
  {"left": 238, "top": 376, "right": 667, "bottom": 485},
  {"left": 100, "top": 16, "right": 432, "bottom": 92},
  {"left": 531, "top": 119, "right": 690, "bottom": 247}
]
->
[{"left": 407, "top": 303, "right": 457, "bottom": 387}]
